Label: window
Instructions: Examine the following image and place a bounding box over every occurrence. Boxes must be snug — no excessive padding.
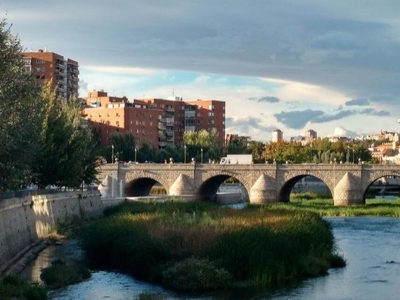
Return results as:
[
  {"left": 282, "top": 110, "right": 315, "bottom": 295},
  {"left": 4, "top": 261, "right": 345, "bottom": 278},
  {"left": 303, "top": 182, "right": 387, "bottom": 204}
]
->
[{"left": 116, "top": 113, "right": 120, "bottom": 117}]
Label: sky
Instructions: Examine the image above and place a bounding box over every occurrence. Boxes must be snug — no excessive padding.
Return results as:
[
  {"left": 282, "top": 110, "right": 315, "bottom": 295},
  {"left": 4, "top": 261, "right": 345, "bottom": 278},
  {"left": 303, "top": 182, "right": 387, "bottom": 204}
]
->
[{"left": 2, "top": 1, "right": 400, "bottom": 142}]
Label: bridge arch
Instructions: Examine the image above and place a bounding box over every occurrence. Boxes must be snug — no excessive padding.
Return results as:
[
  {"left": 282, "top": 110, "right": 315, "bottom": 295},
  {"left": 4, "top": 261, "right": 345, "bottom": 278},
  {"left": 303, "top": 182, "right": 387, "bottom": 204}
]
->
[
  {"left": 279, "top": 174, "right": 333, "bottom": 202},
  {"left": 197, "top": 171, "right": 249, "bottom": 202},
  {"left": 362, "top": 173, "right": 400, "bottom": 201},
  {"left": 124, "top": 172, "right": 169, "bottom": 197}
]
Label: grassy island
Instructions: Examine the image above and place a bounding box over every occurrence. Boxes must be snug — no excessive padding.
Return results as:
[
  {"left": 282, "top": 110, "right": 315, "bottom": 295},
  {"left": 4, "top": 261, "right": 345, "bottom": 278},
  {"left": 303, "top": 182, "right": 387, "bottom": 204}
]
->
[{"left": 78, "top": 201, "right": 345, "bottom": 291}]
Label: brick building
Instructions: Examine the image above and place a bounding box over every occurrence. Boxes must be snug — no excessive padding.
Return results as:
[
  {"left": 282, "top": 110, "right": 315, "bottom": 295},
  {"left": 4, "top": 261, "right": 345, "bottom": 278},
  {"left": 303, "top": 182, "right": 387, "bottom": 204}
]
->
[
  {"left": 21, "top": 49, "right": 79, "bottom": 99},
  {"left": 84, "top": 90, "right": 225, "bottom": 148}
]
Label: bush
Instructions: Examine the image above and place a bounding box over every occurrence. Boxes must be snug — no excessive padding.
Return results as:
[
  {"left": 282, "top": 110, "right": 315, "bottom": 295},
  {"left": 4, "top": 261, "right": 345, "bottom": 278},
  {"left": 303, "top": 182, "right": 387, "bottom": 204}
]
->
[
  {"left": 40, "top": 259, "right": 91, "bottom": 288},
  {"left": 0, "top": 275, "right": 47, "bottom": 300},
  {"left": 162, "top": 258, "right": 231, "bottom": 291}
]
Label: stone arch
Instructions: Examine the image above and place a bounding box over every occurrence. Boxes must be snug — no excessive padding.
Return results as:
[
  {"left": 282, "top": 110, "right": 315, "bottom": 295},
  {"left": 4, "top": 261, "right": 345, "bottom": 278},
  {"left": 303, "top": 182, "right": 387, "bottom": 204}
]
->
[
  {"left": 124, "top": 172, "right": 169, "bottom": 197},
  {"left": 279, "top": 173, "right": 333, "bottom": 202},
  {"left": 362, "top": 171, "right": 400, "bottom": 200},
  {"left": 197, "top": 172, "right": 250, "bottom": 202}
]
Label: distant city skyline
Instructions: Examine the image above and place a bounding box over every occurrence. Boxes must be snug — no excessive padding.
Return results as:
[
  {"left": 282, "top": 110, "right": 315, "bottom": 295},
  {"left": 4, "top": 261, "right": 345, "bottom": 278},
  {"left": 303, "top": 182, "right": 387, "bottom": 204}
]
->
[{"left": 2, "top": 1, "right": 400, "bottom": 141}]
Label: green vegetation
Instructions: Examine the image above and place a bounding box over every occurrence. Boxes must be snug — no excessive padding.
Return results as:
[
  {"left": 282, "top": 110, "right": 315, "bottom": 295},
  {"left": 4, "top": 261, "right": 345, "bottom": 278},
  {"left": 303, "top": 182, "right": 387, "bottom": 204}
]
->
[
  {"left": 265, "top": 194, "right": 400, "bottom": 217},
  {"left": 40, "top": 259, "right": 91, "bottom": 288},
  {"left": 78, "top": 201, "right": 344, "bottom": 291},
  {"left": 135, "top": 292, "right": 166, "bottom": 300},
  {"left": 0, "top": 19, "right": 99, "bottom": 192},
  {"left": 0, "top": 275, "right": 47, "bottom": 300}
]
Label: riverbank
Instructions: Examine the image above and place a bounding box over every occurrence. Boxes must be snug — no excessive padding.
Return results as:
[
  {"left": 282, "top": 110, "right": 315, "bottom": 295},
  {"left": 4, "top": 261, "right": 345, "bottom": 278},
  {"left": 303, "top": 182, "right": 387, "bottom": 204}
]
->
[{"left": 265, "top": 198, "right": 400, "bottom": 217}]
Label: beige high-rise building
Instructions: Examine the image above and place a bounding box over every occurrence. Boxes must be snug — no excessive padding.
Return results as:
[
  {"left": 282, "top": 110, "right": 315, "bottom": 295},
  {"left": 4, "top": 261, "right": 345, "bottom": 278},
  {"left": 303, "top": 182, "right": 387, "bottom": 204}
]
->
[
  {"left": 272, "top": 129, "right": 283, "bottom": 142},
  {"left": 304, "top": 129, "right": 317, "bottom": 140},
  {"left": 22, "top": 49, "right": 79, "bottom": 100}
]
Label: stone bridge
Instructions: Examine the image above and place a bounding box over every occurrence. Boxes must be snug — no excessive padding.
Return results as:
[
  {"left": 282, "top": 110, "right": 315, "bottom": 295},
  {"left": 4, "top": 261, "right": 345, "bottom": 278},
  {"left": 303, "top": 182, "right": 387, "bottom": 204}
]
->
[{"left": 97, "top": 163, "right": 400, "bottom": 206}]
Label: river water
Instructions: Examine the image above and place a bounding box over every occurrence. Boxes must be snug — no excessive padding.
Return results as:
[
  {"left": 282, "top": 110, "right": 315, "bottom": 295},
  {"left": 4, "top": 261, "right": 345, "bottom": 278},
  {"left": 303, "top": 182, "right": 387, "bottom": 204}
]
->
[{"left": 21, "top": 217, "right": 400, "bottom": 300}]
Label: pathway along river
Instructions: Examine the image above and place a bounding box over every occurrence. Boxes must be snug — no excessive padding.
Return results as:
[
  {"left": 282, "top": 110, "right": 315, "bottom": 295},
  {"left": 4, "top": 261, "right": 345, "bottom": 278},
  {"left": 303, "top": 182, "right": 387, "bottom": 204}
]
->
[{"left": 20, "top": 217, "right": 400, "bottom": 300}]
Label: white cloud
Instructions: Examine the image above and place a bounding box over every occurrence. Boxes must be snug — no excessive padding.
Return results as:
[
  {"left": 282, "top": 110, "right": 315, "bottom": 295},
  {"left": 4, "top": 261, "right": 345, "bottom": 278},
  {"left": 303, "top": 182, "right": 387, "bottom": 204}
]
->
[
  {"left": 260, "top": 77, "right": 348, "bottom": 106},
  {"left": 82, "top": 65, "right": 156, "bottom": 76}
]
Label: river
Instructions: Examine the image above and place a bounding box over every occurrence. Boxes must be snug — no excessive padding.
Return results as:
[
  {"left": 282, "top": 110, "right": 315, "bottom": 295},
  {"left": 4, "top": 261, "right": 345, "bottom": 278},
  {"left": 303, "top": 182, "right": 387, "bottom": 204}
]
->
[{"left": 20, "top": 217, "right": 400, "bottom": 300}]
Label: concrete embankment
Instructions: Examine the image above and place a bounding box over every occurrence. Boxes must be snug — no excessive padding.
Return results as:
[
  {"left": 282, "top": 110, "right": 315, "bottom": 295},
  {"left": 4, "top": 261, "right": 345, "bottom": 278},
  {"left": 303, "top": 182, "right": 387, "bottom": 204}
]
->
[{"left": 0, "top": 191, "right": 108, "bottom": 277}]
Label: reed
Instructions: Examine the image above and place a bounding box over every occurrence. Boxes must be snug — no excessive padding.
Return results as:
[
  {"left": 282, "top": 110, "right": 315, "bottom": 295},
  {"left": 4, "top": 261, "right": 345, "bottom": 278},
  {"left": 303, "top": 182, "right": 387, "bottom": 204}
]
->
[
  {"left": 265, "top": 198, "right": 400, "bottom": 217},
  {"left": 0, "top": 275, "right": 47, "bottom": 300},
  {"left": 78, "top": 201, "right": 343, "bottom": 291}
]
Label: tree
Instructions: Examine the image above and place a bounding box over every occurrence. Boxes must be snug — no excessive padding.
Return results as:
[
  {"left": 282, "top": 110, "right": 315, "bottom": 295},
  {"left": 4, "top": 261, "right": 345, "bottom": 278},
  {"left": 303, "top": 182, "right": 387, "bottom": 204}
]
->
[
  {"left": 33, "top": 85, "right": 98, "bottom": 188},
  {"left": 183, "top": 129, "right": 222, "bottom": 162},
  {"left": 0, "top": 20, "right": 46, "bottom": 191}
]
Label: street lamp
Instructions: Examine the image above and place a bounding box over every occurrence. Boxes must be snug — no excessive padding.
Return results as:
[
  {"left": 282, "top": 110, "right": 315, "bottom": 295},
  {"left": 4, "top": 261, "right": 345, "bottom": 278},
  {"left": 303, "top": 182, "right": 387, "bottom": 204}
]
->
[
  {"left": 201, "top": 148, "right": 203, "bottom": 163},
  {"left": 352, "top": 148, "right": 355, "bottom": 164},
  {"left": 346, "top": 146, "right": 350, "bottom": 164},
  {"left": 135, "top": 148, "right": 137, "bottom": 163},
  {"left": 111, "top": 145, "right": 114, "bottom": 164},
  {"left": 184, "top": 144, "right": 187, "bottom": 163}
]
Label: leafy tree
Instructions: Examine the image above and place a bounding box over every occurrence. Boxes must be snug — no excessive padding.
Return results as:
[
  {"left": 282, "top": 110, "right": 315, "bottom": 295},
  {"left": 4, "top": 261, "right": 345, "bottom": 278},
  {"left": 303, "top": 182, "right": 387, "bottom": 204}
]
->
[
  {"left": 247, "top": 141, "right": 265, "bottom": 162},
  {"left": 34, "top": 86, "right": 98, "bottom": 188},
  {"left": 0, "top": 20, "right": 46, "bottom": 191},
  {"left": 108, "top": 131, "right": 136, "bottom": 162},
  {"left": 183, "top": 129, "right": 222, "bottom": 162}
]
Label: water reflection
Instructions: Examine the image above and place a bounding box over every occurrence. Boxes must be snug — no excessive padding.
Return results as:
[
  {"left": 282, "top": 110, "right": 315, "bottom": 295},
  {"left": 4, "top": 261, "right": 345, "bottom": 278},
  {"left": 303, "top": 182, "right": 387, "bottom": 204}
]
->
[{"left": 21, "top": 217, "right": 400, "bottom": 300}]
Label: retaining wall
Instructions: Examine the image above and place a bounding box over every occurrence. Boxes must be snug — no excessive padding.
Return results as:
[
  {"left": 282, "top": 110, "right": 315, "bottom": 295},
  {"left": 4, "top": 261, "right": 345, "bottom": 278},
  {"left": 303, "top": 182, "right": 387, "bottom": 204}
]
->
[{"left": 0, "top": 191, "right": 103, "bottom": 276}]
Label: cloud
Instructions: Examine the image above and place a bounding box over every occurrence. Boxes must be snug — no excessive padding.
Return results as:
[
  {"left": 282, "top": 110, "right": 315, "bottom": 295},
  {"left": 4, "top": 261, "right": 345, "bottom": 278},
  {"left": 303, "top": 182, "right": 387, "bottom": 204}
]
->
[
  {"left": 82, "top": 65, "right": 156, "bottom": 75},
  {"left": 274, "top": 108, "right": 391, "bottom": 129},
  {"left": 226, "top": 116, "right": 276, "bottom": 132},
  {"left": 274, "top": 109, "right": 325, "bottom": 129},
  {"left": 345, "top": 98, "right": 369, "bottom": 106},
  {"left": 258, "top": 96, "right": 280, "bottom": 103},
  {"left": 247, "top": 96, "right": 280, "bottom": 103}
]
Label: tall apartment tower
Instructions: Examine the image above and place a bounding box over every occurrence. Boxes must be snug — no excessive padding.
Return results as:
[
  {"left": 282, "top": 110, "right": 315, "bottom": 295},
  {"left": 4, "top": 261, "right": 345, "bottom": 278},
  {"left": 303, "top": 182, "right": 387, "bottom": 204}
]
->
[
  {"left": 84, "top": 91, "right": 226, "bottom": 148},
  {"left": 272, "top": 129, "right": 283, "bottom": 142},
  {"left": 304, "top": 129, "right": 317, "bottom": 140},
  {"left": 21, "top": 49, "right": 79, "bottom": 99}
]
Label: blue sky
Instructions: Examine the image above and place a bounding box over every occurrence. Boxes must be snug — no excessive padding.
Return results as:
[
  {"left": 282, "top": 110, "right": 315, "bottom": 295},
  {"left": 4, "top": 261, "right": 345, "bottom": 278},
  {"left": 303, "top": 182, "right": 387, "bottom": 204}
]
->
[{"left": 2, "top": 1, "right": 400, "bottom": 141}]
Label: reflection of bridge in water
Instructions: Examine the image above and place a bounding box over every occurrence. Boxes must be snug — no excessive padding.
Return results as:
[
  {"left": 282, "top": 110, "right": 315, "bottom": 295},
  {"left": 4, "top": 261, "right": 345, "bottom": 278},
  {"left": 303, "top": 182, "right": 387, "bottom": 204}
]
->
[{"left": 97, "top": 163, "right": 400, "bottom": 206}]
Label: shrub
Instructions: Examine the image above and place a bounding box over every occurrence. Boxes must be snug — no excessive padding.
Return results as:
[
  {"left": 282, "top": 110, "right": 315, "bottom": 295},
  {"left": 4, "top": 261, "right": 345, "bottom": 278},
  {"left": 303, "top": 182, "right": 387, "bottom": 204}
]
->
[
  {"left": 162, "top": 258, "right": 231, "bottom": 291},
  {"left": 0, "top": 275, "right": 47, "bottom": 300},
  {"left": 40, "top": 259, "right": 91, "bottom": 288}
]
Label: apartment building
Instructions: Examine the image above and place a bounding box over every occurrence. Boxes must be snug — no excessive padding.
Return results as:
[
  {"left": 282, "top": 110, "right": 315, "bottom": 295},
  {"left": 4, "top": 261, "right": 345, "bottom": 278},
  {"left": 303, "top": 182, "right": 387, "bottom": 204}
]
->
[
  {"left": 272, "top": 129, "right": 283, "bottom": 142},
  {"left": 21, "top": 49, "right": 79, "bottom": 99},
  {"left": 84, "top": 90, "right": 225, "bottom": 148}
]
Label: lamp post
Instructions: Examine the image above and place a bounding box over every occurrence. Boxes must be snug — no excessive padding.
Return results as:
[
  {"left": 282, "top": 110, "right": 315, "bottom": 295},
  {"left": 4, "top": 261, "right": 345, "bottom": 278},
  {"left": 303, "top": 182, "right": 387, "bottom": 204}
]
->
[
  {"left": 134, "top": 147, "right": 137, "bottom": 163},
  {"left": 352, "top": 148, "right": 355, "bottom": 164},
  {"left": 184, "top": 144, "right": 187, "bottom": 163},
  {"left": 310, "top": 144, "right": 313, "bottom": 163},
  {"left": 201, "top": 148, "right": 203, "bottom": 163},
  {"left": 111, "top": 145, "right": 114, "bottom": 164},
  {"left": 346, "top": 146, "right": 350, "bottom": 164}
]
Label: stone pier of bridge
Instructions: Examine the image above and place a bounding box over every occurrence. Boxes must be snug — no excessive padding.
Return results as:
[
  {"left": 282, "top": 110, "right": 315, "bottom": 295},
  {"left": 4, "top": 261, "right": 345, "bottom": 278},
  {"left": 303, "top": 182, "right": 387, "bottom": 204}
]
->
[{"left": 97, "top": 163, "right": 400, "bottom": 206}]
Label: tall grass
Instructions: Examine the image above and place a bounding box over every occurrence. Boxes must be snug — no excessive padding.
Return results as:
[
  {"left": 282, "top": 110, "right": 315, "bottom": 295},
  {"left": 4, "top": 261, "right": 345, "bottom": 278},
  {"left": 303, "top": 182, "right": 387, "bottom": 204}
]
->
[
  {"left": 267, "top": 198, "right": 400, "bottom": 217},
  {"left": 77, "top": 201, "right": 344, "bottom": 291}
]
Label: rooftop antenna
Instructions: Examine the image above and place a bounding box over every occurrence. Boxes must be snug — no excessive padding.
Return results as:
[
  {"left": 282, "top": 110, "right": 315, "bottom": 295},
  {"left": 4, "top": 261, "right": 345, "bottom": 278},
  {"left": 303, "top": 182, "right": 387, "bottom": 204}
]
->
[{"left": 172, "top": 88, "right": 175, "bottom": 97}]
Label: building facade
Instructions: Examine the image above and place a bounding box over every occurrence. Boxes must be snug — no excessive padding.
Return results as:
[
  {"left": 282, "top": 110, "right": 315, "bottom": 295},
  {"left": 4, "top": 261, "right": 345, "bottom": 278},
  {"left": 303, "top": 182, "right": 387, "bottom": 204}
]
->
[
  {"left": 84, "top": 90, "right": 225, "bottom": 148},
  {"left": 272, "top": 129, "right": 283, "bottom": 142},
  {"left": 22, "top": 49, "right": 79, "bottom": 99}
]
